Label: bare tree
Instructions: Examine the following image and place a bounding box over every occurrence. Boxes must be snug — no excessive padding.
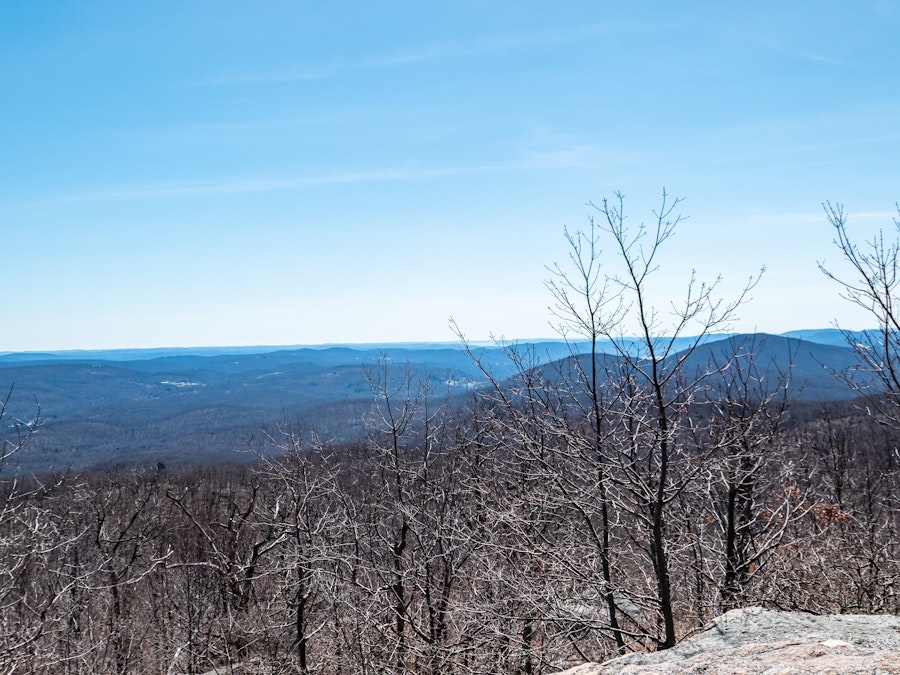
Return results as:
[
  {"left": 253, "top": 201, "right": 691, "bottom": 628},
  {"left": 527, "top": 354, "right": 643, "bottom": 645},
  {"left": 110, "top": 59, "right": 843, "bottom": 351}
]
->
[
  {"left": 545, "top": 222, "right": 628, "bottom": 653},
  {"left": 456, "top": 191, "right": 762, "bottom": 656},
  {"left": 571, "top": 191, "right": 760, "bottom": 649},
  {"left": 0, "top": 386, "right": 74, "bottom": 671},
  {"left": 252, "top": 421, "right": 346, "bottom": 673},
  {"left": 820, "top": 201, "right": 900, "bottom": 424},
  {"left": 685, "top": 336, "right": 802, "bottom": 615},
  {"left": 166, "top": 468, "right": 282, "bottom": 669},
  {"left": 800, "top": 405, "right": 900, "bottom": 613},
  {"left": 813, "top": 201, "right": 900, "bottom": 614}
]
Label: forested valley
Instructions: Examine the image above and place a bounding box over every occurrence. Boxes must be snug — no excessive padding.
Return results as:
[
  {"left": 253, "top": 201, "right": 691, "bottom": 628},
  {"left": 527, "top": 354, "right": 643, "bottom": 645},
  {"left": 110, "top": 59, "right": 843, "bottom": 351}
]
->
[{"left": 1, "top": 197, "right": 899, "bottom": 673}]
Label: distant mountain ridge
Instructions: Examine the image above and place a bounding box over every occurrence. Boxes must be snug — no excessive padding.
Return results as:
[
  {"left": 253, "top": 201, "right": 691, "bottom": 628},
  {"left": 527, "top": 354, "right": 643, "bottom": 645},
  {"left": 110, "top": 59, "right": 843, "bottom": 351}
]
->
[
  {"left": 0, "top": 330, "right": 875, "bottom": 473},
  {"left": 0, "top": 328, "right": 870, "bottom": 364}
]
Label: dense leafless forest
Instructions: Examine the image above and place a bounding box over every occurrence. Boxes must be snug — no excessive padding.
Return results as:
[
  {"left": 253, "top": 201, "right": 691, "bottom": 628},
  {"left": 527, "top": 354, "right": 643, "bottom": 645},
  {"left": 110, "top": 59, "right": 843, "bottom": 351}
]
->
[{"left": 2, "top": 197, "right": 899, "bottom": 673}]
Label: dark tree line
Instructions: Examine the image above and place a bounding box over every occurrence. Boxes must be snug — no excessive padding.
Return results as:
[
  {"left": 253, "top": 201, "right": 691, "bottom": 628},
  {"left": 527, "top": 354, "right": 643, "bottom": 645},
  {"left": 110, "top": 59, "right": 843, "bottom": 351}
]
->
[{"left": 0, "top": 195, "right": 898, "bottom": 673}]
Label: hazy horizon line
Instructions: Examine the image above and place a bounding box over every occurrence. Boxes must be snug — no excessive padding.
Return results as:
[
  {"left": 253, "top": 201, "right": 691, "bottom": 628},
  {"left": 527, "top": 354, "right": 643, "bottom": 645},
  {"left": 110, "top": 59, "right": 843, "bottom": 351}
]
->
[{"left": 0, "top": 327, "right": 867, "bottom": 358}]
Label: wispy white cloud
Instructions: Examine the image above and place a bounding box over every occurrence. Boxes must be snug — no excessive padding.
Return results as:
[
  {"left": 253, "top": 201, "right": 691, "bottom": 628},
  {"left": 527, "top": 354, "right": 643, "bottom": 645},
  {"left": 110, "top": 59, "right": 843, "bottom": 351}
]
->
[
  {"left": 711, "top": 133, "right": 900, "bottom": 165},
  {"left": 728, "top": 209, "right": 897, "bottom": 231},
  {"left": 518, "top": 144, "right": 642, "bottom": 171},
  {"left": 192, "top": 25, "right": 611, "bottom": 87},
  {"left": 507, "top": 125, "right": 645, "bottom": 171},
  {"left": 756, "top": 35, "right": 843, "bottom": 67},
  {"left": 54, "top": 164, "right": 514, "bottom": 202},
  {"left": 51, "top": 144, "right": 611, "bottom": 202},
  {"left": 848, "top": 210, "right": 900, "bottom": 221},
  {"left": 120, "top": 103, "right": 472, "bottom": 149},
  {"left": 706, "top": 101, "right": 900, "bottom": 169},
  {"left": 755, "top": 30, "right": 899, "bottom": 72},
  {"left": 121, "top": 114, "right": 356, "bottom": 149}
]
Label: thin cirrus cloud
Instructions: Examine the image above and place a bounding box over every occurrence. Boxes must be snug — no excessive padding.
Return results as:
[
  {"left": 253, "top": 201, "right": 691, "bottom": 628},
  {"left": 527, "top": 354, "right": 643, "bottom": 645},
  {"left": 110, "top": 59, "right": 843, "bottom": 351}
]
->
[
  {"left": 56, "top": 164, "right": 522, "bottom": 202},
  {"left": 518, "top": 145, "right": 631, "bottom": 171},
  {"left": 193, "top": 25, "right": 612, "bottom": 87},
  {"left": 754, "top": 29, "right": 899, "bottom": 72},
  {"left": 123, "top": 104, "right": 478, "bottom": 149},
  {"left": 710, "top": 134, "right": 900, "bottom": 166},
  {"left": 755, "top": 36, "right": 845, "bottom": 67},
  {"left": 46, "top": 147, "right": 608, "bottom": 203}
]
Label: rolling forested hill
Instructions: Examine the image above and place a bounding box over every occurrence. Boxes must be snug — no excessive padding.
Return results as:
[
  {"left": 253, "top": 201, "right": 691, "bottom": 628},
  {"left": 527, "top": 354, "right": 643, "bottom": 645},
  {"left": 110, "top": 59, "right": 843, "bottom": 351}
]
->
[{"left": 0, "top": 331, "right": 872, "bottom": 472}]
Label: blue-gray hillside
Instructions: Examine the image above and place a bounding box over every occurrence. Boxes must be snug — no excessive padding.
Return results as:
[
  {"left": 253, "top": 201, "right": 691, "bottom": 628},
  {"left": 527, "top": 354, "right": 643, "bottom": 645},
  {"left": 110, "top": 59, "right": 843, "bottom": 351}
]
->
[
  {"left": 543, "top": 334, "right": 863, "bottom": 403},
  {"left": 0, "top": 332, "right": 875, "bottom": 473},
  {"left": 682, "top": 334, "right": 866, "bottom": 402}
]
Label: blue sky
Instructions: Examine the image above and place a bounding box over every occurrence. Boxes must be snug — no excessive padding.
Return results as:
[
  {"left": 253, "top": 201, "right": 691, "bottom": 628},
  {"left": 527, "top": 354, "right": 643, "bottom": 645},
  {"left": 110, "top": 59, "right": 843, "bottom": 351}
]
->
[{"left": 2, "top": 1, "right": 899, "bottom": 351}]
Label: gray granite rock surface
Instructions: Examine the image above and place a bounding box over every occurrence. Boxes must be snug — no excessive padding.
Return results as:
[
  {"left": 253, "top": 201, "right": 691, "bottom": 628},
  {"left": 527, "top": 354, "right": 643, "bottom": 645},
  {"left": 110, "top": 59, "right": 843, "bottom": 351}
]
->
[{"left": 556, "top": 607, "right": 900, "bottom": 674}]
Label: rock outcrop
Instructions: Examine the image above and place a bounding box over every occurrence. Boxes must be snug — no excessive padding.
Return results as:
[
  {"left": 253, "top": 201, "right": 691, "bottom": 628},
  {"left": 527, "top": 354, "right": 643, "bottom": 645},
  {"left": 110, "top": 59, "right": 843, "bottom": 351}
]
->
[{"left": 556, "top": 607, "right": 900, "bottom": 674}]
